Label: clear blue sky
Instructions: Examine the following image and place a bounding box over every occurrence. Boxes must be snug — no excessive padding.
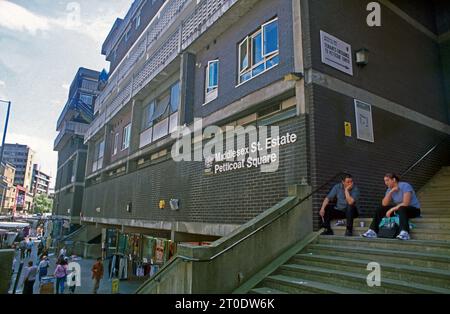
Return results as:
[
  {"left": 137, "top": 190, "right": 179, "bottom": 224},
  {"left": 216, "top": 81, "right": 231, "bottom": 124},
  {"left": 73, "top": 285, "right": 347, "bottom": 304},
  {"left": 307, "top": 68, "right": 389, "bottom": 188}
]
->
[{"left": 0, "top": 0, "right": 132, "bottom": 187}]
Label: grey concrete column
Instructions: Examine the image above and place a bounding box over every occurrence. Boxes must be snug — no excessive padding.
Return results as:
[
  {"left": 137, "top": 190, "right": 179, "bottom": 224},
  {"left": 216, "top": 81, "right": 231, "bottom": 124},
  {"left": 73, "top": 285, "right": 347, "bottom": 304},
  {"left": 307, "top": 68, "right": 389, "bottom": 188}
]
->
[
  {"left": 180, "top": 52, "right": 196, "bottom": 126},
  {"left": 292, "top": 0, "right": 307, "bottom": 115}
]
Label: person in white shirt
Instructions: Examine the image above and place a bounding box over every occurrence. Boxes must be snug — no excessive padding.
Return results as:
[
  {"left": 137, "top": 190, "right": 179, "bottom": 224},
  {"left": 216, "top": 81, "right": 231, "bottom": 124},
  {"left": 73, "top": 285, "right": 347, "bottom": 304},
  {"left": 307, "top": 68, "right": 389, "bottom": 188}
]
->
[{"left": 59, "top": 247, "right": 66, "bottom": 259}]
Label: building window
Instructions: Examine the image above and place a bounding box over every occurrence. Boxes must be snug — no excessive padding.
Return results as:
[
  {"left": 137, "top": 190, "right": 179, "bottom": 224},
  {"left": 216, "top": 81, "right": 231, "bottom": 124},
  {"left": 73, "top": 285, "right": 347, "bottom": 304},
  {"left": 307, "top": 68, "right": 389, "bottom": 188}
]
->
[
  {"left": 205, "top": 60, "right": 219, "bottom": 104},
  {"left": 142, "top": 101, "right": 156, "bottom": 131},
  {"left": 139, "top": 81, "right": 180, "bottom": 148},
  {"left": 122, "top": 124, "right": 131, "bottom": 150},
  {"left": 238, "top": 17, "right": 279, "bottom": 85},
  {"left": 113, "top": 133, "right": 119, "bottom": 155},
  {"left": 135, "top": 14, "right": 141, "bottom": 29},
  {"left": 125, "top": 29, "right": 131, "bottom": 43},
  {"left": 112, "top": 50, "right": 117, "bottom": 62},
  {"left": 80, "top": 94, "right": 93, "bottom": 106},
  {"left": 92, "top": 139, "right": 105, "bottom": 172}
]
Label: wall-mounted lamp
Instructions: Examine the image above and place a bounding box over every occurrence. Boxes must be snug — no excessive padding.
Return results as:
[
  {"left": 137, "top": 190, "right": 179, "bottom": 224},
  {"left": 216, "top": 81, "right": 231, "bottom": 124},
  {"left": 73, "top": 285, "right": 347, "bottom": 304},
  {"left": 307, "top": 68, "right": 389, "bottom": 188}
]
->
[{"left": 355, "top": 48, "right": 369, "bottom": 66}]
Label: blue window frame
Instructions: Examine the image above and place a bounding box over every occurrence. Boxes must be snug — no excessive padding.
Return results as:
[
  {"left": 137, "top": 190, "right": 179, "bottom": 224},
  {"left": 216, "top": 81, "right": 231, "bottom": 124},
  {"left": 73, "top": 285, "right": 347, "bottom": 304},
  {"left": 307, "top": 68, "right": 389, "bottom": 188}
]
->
[
  {"left": 238, "top": 17, "right": 279, "bottom": 85},
  {"left": 205, "top": 60, "right": 219, "bottom": 104}
]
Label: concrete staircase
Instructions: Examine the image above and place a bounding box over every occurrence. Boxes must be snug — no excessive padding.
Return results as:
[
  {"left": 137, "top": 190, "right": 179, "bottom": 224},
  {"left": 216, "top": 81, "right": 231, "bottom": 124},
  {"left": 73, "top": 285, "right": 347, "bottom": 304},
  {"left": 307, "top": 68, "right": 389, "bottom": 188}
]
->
[
  {"left": 246, "top": 167, "right": 450, "bottom": 294},
  {"left": 60, "top": 224, "right": 102, "bottom": 258}
]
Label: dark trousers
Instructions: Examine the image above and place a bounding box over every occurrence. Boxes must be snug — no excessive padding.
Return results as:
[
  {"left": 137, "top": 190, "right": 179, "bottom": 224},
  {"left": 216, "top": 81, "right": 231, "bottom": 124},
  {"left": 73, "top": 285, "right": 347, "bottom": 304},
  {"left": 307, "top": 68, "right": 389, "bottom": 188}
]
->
[
  {"left": 23, "top": 280, "right": 35, "bottom": 294},
  {"left": 321, "top": 204, "right": 359, "bottom": 231},
  {"left": 369, "top": 206, "right": 421, "bottom": 233}
]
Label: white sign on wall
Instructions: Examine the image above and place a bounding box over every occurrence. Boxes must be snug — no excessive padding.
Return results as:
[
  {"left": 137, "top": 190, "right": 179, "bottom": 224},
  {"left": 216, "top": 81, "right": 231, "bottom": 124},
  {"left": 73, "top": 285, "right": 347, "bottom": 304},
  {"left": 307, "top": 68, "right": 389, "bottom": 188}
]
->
[
  {"left": 320, "top": 31, "right": 353, "bottom": 76},
  {"left": 354, "top": 99, "right": 374, "bottom": 143}
]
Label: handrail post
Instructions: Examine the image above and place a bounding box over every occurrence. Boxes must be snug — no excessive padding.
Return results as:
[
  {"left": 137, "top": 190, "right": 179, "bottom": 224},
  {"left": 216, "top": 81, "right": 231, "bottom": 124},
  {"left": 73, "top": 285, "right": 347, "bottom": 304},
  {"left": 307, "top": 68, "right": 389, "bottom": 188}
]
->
[{"left": 288, "top": 184, "right": 311, "bottom": 198}]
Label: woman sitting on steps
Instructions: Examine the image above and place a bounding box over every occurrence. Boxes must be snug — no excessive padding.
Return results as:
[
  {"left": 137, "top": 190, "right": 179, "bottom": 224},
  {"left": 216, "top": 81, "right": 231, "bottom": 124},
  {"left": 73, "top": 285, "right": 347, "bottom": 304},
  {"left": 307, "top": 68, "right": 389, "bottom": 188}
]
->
[{"left": 362, "top": 173, "right": 421, "bottom": 241}]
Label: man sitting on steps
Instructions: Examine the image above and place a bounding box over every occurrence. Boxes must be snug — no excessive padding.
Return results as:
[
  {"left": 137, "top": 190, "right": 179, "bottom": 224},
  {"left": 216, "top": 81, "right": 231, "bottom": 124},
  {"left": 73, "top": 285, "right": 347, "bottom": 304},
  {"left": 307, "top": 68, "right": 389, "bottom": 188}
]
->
[{"left": 319, "top": 174, "right": 360, "bottom": 236}]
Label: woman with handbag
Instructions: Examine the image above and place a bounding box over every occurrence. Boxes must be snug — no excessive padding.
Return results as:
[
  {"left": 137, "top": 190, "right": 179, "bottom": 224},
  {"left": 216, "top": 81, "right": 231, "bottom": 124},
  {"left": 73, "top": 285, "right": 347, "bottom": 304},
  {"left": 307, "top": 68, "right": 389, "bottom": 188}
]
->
[{"left": 362, "top": 173, "right": 421, "bottom": 240}]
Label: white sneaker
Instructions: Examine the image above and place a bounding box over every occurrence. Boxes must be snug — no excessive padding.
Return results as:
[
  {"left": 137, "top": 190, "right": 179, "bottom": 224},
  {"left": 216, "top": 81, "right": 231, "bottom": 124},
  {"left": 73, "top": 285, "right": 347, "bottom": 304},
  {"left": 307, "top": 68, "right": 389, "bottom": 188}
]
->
[
  {"left": 335, "top": 220, "right": 346, "bottom": 226},
  {"left": 362, "top": 229, "right": 377, "bottom": 238},
  {"left": 397, "top": 231, "right": 410, "bottom": 241}
]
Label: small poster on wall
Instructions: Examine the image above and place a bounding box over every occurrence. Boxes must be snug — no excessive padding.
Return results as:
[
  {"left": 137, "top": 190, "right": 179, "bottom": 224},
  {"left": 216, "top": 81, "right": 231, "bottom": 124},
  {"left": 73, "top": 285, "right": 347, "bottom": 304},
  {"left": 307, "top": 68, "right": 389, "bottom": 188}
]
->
[{"left": 354, "top": 99, "right": 375, "bottom": 143}]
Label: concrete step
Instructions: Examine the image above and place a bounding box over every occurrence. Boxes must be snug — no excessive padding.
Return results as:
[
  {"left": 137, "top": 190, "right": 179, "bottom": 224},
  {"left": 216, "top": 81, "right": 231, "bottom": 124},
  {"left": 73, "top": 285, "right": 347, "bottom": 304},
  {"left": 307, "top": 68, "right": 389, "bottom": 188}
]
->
[
  {"left": 417, "top": 212, "right": 450, "bottom": 217},
  {"left": 420, "top": 197, "right": 450, "bottom": 202},
  {"left": 318, "top": 236, "right": 450, "bottom": 255},
  {"left": 249, "top": 287, "right": 288, "bottom": 295},
  {"left": 305, "top": 244, "right": 450, "bottom": 270},
  {"left": 331, "top": 227, "right": 450, "bottom": 241},
  {"left": 420, "top": 200, "right": 450, "bottom": 205},
  {"left": 420, "top": 186, "right": 450, "bottom": 192},
  {"left": 291, "top": 253, "right": 450, "bottom": 289},
  {"left": 277, "top": 264, "right": 450, "bottom": 294},
  {"left": 261, "top": 274, "right": 368, "bottom": 294},
  {"left": 333, "top": 218, "right": 450, "bottom": 230}
]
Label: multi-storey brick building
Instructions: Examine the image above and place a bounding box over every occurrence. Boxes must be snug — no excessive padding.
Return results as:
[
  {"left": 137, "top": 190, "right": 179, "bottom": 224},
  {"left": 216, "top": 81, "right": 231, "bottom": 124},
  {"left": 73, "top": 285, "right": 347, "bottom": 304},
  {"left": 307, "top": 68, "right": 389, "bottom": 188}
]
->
[
  {"left": 81, "top": 0, "right": 449, "bottom": 253},
  {"left": 53, "top": 67, "right": 100, "bottom": 225},
  {"left": 31, "top": 164, "right": 51, "bottom": 196},
  {"left": 0, "top": 162, "right": 16, "bottom": 214},
  {"left": 0, "top": 144, "right": 35, "bottom": 192}
]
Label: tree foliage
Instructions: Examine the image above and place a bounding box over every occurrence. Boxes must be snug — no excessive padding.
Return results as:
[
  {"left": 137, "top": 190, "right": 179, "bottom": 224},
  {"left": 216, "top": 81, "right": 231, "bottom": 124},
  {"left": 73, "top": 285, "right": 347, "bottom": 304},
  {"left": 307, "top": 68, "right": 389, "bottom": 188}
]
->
[{"left": 33, "top": 194, "right": 53, "bottom": 213}]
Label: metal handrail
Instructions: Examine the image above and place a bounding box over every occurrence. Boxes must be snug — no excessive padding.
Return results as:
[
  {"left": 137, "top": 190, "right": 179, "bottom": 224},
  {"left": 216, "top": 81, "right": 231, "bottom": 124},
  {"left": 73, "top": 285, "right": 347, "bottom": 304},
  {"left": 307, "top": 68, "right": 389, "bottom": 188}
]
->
[
  {"left": 144, "top": 171, "right": 346, "bottom": 287},
  {"left": 400, "top": 137, "right": 449, "bottom": 178}
]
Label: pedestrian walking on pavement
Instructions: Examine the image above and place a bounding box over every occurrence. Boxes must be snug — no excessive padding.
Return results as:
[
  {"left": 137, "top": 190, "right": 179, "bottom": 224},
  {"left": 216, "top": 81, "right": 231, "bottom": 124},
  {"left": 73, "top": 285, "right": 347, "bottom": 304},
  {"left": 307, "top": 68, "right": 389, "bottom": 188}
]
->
[
  {"left": 37, "top": 240, "right": 44, "bottom": 257},
  {"left": 26, "top": 238, "right": 33, "bottom": 258},
  {"left": 91, "top": 258, "right": 104, "bottom": 294},
  {"left": 19, "top": 239, "right": 26, "bottom": 260},
  {"left": 38, "top": 255, "right": 50, "bottom": 281},
  {"left": 23, "top": 261, "right": 38, "bottom": 294},
  {"left": 54, "top": 259, "right": 68, "bottom": 294},
  {"left": 68, "top": 265, "right": 78, "bottom": 294},
  {"left": 59, "top": 246, "right": 67, "bottom": 259}
]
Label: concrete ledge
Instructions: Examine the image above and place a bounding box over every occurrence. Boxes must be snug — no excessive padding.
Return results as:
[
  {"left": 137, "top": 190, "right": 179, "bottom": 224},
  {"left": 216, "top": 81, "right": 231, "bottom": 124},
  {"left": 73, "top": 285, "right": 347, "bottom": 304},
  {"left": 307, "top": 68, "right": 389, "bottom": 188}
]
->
[{"left": 81, "top": 216, "right": 241, "bottom": 238}]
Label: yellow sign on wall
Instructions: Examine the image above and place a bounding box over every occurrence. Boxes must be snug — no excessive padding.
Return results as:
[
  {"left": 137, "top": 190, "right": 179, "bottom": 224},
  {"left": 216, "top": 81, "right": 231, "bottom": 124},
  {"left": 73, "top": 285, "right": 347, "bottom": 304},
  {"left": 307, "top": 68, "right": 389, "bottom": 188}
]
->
[
  {"left": 112, "top": 279, "right": 119, "bottom": 294},
  {"left": 344, "top": 122, "right": 352, "bottom": 137}
]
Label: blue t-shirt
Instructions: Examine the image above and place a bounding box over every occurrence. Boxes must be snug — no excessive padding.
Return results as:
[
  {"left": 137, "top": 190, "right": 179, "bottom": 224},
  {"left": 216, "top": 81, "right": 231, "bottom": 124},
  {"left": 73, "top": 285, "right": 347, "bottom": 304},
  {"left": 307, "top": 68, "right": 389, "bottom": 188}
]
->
[
  {"left": 385, "top": 182, "right": 421, "bottom": 208},
  {"left": 327, "top": 183, "right": 360, "bottom": 210}
]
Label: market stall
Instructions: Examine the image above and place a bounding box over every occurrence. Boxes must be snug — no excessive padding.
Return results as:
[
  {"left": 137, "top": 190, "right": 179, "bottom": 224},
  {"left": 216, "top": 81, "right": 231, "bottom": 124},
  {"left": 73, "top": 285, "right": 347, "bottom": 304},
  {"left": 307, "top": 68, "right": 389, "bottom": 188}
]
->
[{"left": 106, "top": 230, "right": 177, "bottom": 281}]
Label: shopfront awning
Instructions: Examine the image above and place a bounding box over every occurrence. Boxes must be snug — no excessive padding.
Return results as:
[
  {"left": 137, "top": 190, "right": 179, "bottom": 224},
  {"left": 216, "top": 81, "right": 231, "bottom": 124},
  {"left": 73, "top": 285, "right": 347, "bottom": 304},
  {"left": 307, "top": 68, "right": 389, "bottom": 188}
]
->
[{"left": 0, "top": 222, "right": 30, "bottom": 229}]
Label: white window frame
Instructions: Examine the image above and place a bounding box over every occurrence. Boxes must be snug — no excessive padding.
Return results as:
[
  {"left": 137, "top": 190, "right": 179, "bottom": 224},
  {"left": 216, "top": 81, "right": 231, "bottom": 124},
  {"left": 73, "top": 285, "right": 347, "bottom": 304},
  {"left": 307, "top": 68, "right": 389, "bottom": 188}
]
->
[
  {"left": 238, "top": 38, "right": 250, "bottom": 74},
  {"left": 92, "top": 139, "right": 105, "bottom": 172},
  {"left": 122, "top": 124, "right": 131, "bottom": 151},
  {"left": 262, "top": 18, "right": 279, "bottom": 58},
  {"left": 113, "top": 133, "right": 119, "bottom": 155},
  {"left": 237, "top": 17, "right": 279, "bottom": 86},
  {"left": 205, "top": 60, "right": 219, "bottom": 105}
]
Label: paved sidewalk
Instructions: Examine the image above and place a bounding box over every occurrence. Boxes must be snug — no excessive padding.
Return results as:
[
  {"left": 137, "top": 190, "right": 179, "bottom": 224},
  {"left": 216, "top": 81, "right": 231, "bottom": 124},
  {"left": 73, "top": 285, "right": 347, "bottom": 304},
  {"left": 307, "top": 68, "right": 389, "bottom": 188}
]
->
[{"left": 9, "top": 243, "right": 145, "bottom": 294}]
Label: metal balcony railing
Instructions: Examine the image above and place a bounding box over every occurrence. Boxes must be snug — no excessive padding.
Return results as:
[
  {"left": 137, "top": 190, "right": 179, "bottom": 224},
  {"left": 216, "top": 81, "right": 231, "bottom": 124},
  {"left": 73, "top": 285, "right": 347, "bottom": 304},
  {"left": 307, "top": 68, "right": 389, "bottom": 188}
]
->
[
  {"left": 54, "top": 121, "right": 90, "bottom": 150},
  {"left": 87, "top": 0, "right": 237, "bottom": 143}
]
